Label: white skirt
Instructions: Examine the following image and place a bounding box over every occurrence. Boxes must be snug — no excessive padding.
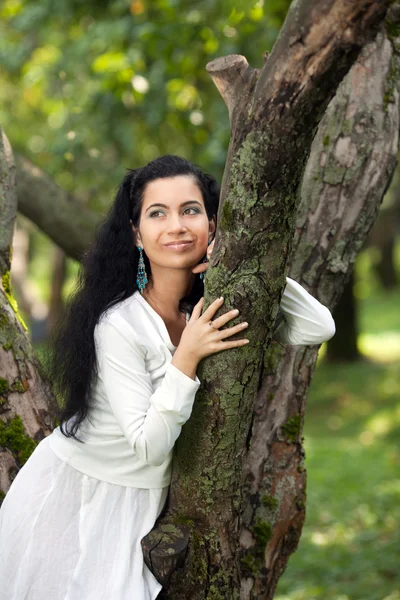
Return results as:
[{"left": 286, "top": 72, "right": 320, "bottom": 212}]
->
[{"left": 0, "top": 435, "right": 169, "bottom": 600}]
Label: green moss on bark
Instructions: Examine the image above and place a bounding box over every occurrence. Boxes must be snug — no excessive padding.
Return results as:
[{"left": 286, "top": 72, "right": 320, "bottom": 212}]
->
[
  {"left": 386, "top": 6, "right": 400, "bottom": 43},
  {"left": 0, "top": 415, "right": 37, "bottom": 465},
  {"left": 0, "top": 377, "right": 9, "bottom": 395},
  {"left": 1, "top": 271, "right": 28, "bottom": 332},
  {"left": 253, "top": 520, "right": 273, "bottom": 545},
  {"left": 11, "top": 378, "right": 26, "bottom": 393},
  {"left": 262, "top": 494, "right": 279, "bottom": 510},
  {"left": 240, "top": 520, "right": 273, "bottom": 578},
  {"left": 281, "top": 415, "right": 302, "bottom": 442},
  {"left": 384, "top": 55, "right": 399, "bottom": 111},
  {"left": 220, "top": 200, "right": 234, "bottom": 230}
]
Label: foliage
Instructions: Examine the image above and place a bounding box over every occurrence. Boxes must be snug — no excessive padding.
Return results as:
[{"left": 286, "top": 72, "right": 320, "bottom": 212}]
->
[{"left": 0, "top": 0, "right": 290, "bottom": 211}]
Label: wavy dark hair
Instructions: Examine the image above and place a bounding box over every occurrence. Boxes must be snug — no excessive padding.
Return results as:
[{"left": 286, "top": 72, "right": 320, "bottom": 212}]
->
[{"left": 44, "top": 154, "right": 220, "bottom": 441}]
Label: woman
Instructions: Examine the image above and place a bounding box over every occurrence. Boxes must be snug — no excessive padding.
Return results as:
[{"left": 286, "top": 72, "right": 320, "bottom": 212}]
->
[{"left": 0, "top": 155, "right": 335, "bottom": 600}]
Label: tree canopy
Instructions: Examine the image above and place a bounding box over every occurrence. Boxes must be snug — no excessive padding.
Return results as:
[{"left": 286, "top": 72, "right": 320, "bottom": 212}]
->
[{"left": 0, "top": 0, "right": 290, "bottom": 212}]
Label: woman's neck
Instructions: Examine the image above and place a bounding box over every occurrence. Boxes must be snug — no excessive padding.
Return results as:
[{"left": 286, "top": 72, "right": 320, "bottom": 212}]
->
[{"left": 143, "top": 273, "right": 195, "bottom": 321}]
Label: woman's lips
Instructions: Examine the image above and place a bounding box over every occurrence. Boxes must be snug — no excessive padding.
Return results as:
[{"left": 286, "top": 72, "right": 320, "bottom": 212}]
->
[{"left": 164, "top": 241, "right": 194, "bottom": 250}]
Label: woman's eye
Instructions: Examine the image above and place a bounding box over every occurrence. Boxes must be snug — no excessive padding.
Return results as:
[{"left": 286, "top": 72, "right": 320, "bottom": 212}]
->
[{"left": 149, "top": 207, "right": 200, "bottom": 218}]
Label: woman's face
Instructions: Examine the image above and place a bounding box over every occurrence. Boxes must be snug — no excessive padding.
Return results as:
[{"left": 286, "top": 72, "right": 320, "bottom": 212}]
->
[{"left": 132, "top": 175, "right": 216, "bottom": 272}]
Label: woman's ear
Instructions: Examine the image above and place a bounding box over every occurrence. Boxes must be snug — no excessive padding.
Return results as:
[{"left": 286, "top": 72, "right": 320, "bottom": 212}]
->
[
  {"left": 209, "top": 215, "right": 216, "bottom": 238},
  {"left": 130, "top": 220, "right": 142, "bottom": 247}
]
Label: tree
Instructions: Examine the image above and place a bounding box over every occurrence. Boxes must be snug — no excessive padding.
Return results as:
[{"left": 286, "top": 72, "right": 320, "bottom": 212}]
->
[
  {"left": 0, "top": 129, "right": 58, "bottom": 499},
  {"left": 0, "top": 1, "right": 398, "bottom": 599},
  {"left": 141, "top": 2, "right": 399, "bottom": 598}
]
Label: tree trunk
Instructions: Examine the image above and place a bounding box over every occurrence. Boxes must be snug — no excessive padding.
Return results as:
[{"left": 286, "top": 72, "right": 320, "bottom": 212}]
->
[
  {"left": 367, "top": 177, "right": 400, "bottom": 289},
  {"left": 0, "top": 129, "right": 58, "bottom": 505},
  {"left": 140, "top": 2, "right": 396, "bottom": 599},
  {"left": 327, "top": 163, "right": 400, "bottom": 361},
  {"left": 46, "top": 247, "right": 67, "bottom": 338},
  {"left": 8, "top": 219, "right": 35, "bottom": 321},
  {"left": 376, "top": 236, "right": 398, "bottom": 288},
  {"left": 326, "top": 270, "right": 360, "bottom": 362}
]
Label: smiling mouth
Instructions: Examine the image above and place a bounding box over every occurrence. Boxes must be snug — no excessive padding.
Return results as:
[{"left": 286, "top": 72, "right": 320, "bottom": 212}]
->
[{"left": 164, "top": 242, "right": 194, "bottom": 249}]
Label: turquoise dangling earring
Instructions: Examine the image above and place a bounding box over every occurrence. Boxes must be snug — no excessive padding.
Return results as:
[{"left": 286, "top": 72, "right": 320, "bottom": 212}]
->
[
  {"left": 136, "top": 246, "right": 148, "bottom": 294},
  {"left": 200, "top": 239, "right": 212, "bottom": 281}
]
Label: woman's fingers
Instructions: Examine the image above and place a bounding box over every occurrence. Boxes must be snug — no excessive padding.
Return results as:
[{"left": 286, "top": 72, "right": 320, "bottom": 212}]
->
[
  {"left": 192, "top": 240, "right": 215, "bottom": 275},
  {"left": 207, "top": 239, "right": 215, "bottom": 259},
  {"left": 199, "top": 297, "right": 225, "bottom": 321},
  {"left": 190, "top": 296, "right": 204, "bottom": 320},
  {"left": 191, "top": 262, "right": 208, "bottom": 275},
  {"left": 215, "top": 321, "right": 248, "bottom": 339},
  {"left": 211, "top": 308, "right": 242, "bottom": 330}
]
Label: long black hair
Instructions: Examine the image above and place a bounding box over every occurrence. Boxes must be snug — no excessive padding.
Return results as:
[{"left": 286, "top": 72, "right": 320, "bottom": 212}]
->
[{"left": 44, "top": 155, "right": 220, "bottom": 441}]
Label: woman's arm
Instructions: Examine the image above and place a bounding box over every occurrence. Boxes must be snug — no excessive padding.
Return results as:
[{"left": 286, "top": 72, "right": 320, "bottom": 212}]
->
[
  {"left": 272, "top": 277, "right": 336, "bottom": 345},
  {"left": 94, "top": 314, "right": 200, "bottom": 468}
]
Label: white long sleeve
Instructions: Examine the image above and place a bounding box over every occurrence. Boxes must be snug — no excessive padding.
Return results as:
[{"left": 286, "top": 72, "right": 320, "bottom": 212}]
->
[
  {"left": 94, "top": 314, "right": 200, "bottom": 468},
  {"left": 47, "top": 284, "right": 335, "bottom": 490},
  {"left": 272, "top": 276, "right": 336, "bottom": 345}
]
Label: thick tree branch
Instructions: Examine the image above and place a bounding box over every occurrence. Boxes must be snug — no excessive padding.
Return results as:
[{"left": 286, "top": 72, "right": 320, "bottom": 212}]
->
[
  {"left": 206, "top": 55, "right": 255, "bottom": 122},
  {"left": 15, "top": 155, "right": 101, "bottom": 261}
]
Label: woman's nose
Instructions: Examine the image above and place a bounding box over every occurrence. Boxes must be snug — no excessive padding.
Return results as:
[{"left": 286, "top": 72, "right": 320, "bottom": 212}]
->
[{"left": 167, "top": 215, "right": 188, "bottom": 231}]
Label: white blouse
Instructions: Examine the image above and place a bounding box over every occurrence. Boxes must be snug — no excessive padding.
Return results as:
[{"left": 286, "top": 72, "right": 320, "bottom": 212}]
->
[{"left": 48, "top": 277, "right": 335, "bottom": 489}]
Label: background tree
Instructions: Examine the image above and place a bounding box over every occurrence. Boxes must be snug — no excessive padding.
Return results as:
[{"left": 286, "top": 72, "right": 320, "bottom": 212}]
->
[{"left": 0, "top": 128, "right": 57, "bottom": 499}]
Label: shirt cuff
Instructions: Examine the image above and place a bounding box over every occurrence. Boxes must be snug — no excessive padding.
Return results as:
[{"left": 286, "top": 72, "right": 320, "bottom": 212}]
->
[{"left": 167, "top": 361, "right": 201, "bottom": 387}]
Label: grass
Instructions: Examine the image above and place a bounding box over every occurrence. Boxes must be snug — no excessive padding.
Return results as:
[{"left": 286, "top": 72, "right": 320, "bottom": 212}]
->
[{"left": 274, "top": 284, "right": 400, "bottom": 600}]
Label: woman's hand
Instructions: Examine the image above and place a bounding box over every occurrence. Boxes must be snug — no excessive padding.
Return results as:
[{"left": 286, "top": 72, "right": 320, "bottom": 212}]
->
[
  {"left": 178, "top": 296, "right": 249, "bottom": 363},
  {"left": 191, "top": 239, "right": 215, "bottom": 276}
]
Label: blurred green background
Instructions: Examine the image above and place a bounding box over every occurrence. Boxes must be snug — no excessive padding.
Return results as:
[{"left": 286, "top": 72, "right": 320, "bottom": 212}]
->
[{"left": 1, "top": 1, "right": 399, "bottom": 598}]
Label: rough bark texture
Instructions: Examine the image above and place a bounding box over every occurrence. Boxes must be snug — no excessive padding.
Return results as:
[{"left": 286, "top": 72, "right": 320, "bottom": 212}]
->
[
  {"left": 141, "top": 1, "right": 394, "bottom": 599},
  {"left": 0, "top": 129, "right": 59, "bottom": 504},
  {"left": 15, "top": 154, "right": 101, "bottom": 261},
  {"left": 239, "top": 16, "right": 400, "bottom": 599}
]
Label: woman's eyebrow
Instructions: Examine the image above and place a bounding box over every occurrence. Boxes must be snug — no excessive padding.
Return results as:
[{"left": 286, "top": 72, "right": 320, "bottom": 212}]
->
[{"left": 145, "top": 200, "right": 202, "bottom": 213}]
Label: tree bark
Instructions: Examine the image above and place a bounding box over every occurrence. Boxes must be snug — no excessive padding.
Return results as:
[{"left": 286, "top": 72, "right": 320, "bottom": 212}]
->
[
  {"left": 140, "top": 1, "right": 395, "bottom": 599},
  {"left": 0, "top": 129, "right": 58, "bottom": 505}
]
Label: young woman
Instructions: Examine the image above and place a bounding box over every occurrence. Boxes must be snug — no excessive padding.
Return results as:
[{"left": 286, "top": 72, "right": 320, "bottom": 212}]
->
[{"left": 0, "top": 155, "right": 335, "bottom": 600}]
